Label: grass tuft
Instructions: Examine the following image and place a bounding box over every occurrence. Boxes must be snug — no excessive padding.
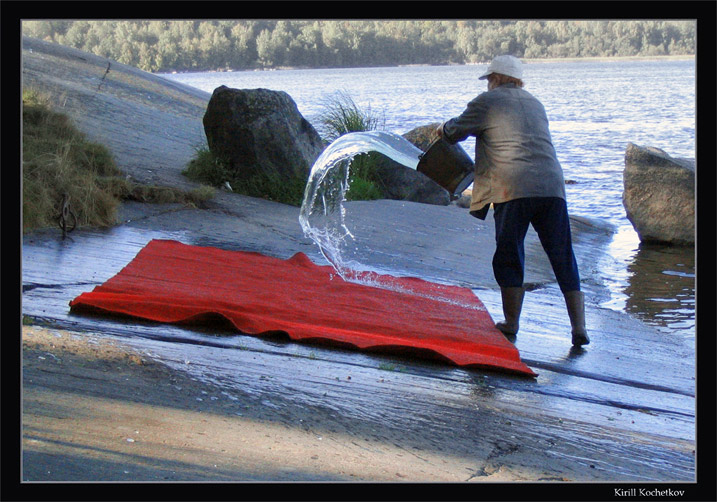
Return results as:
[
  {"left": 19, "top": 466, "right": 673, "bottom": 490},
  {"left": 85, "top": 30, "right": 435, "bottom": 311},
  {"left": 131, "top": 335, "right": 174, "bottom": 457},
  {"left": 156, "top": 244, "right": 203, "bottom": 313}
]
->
[
  {"left": 318, "top": 90, "right": 386, "bottom": 142},
  {"left": 183, "top": 146, "right": 308, "bottom": 206}
]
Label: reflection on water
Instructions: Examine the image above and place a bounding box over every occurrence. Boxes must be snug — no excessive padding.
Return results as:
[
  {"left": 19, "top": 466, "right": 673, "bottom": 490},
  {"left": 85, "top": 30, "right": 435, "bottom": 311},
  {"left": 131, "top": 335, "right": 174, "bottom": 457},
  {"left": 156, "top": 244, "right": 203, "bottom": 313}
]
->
[
  {"left": 598, "top": 224, "right": 695, "bottom": 341},
  {"left": 624, "top": 243, "right": 695, "bottom": 336},
  {"left": 603, "top": 233, "right": 695, "bottom": 344}
]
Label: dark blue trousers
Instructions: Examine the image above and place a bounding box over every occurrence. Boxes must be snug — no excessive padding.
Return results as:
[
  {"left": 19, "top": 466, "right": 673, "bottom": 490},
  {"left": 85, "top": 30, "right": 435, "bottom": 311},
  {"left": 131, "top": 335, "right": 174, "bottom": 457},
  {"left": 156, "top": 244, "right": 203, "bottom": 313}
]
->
[{"left": 492, "top": 197, "right": 580, "bottom": 293}]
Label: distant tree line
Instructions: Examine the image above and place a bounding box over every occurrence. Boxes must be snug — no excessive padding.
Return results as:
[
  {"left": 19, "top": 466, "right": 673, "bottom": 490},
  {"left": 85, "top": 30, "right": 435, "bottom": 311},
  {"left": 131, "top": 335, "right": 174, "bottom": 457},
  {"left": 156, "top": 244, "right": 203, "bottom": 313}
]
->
[{"left": 23, "top": 20, "right": 696, "bottom": 73}]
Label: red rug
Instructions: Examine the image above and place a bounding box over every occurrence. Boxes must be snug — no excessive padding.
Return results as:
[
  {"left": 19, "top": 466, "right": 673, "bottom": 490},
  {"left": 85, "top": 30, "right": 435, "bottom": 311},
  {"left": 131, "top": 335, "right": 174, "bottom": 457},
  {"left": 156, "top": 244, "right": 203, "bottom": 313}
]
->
[{"left": 69, "top": 239, "right": 535, "bottom": 377}]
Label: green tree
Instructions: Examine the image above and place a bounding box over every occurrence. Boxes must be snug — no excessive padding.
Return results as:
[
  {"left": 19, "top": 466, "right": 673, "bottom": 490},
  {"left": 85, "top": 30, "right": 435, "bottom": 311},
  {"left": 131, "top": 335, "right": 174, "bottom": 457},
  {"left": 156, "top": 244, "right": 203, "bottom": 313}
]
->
[
  {"left": 230, "top": 21, "right": 259, "bottom": 69},
  {"left": 198, "top": 22, "right": 232, "bottom": 69},
  {"left": 255, "top": 28, "right": 275, "bottom": 67},
  {"left": 22, "top": 20, "right": 696, "bottom": 72},
  {"left": 320, "top": 21, "right": 350, "bottom": 66},
  {"left": 61, "top": 20, "right": 90, "bottom": 48}
]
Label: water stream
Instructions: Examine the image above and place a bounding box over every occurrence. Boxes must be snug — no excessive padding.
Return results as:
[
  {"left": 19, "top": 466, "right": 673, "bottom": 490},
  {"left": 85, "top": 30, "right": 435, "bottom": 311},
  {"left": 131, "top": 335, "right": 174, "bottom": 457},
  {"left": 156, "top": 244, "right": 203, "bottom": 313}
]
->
[
  {"left": 299, "top": 131, "right": 423, "bottom": 282},
  {"left": 298, "top": 131, "right": 494, "bottom": 311}
]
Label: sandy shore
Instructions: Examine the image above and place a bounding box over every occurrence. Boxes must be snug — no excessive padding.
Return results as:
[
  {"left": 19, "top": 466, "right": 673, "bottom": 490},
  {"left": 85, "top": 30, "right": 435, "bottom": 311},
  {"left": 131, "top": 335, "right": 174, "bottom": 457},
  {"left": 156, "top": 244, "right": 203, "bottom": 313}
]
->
[{"left": 16, "top": 37, "right": 704, "bottom": 500}]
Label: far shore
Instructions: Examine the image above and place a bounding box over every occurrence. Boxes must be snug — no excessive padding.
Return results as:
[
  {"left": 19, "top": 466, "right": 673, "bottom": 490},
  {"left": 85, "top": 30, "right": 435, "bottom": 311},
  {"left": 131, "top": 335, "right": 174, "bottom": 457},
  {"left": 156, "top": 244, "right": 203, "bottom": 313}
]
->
[
  {"left": 164, "top": 54, "right": 695, "bottom": 74},
  {"left": 523, "top": 54, "right": 694, "bottom": 63}
]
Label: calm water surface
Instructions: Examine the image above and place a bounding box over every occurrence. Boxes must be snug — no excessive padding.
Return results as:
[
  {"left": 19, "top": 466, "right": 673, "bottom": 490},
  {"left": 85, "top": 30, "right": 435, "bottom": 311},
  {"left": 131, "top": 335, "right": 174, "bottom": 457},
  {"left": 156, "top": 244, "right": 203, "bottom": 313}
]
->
[{"left": 161, "top": 60, "right": 696, "bottom": 342}]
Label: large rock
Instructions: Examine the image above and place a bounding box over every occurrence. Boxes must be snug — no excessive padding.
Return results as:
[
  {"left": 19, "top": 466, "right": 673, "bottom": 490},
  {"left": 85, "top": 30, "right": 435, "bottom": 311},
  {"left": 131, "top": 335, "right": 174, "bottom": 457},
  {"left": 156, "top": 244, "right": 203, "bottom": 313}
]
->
[
  {"left": 367, "top": 123, "right": 454, "bottom": 206},
  {"left": 370, "top": 158, "right": 451, "bottom": 206},
  {"left": 622, "top": 143, "right": 695, "bottom": 245},
  {"left": 203, "top": 86, "right": 324, "bottom": 182}
]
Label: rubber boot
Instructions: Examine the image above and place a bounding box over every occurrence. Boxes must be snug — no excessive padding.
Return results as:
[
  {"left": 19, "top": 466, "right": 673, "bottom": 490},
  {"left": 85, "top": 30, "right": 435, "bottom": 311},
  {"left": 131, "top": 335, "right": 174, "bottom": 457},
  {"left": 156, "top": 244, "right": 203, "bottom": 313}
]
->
[
  {"left": 564, "top": 290, "right": 590, "bottom": 346},
  {"left": 495, "top": 287, "right": 525, "bottom": 336}
]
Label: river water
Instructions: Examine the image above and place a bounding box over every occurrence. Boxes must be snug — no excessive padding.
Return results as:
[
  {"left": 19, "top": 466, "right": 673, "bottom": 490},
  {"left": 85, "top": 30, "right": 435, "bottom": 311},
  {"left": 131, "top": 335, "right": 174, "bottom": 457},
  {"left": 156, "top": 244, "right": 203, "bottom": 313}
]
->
[{"left": 160, "top": 59, "right": 696, "bottom": 342}]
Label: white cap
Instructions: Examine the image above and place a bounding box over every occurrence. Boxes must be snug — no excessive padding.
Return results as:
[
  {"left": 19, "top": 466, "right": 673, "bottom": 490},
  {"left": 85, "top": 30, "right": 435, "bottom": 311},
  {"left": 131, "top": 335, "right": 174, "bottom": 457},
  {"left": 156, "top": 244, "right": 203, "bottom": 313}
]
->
[{"left": 479, "top": 55, "right": 523, "bottom": 80}]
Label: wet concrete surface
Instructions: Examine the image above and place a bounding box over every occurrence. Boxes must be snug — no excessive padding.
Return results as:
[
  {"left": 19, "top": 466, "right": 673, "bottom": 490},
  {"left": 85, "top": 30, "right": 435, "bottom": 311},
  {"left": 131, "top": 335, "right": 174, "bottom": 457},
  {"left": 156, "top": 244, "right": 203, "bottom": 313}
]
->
[
  {"left": 21, "top": 198, "right": 696, "bottom": 483},
  {"left": 19, "top": 37, "right": 698, "bottom": 486}
]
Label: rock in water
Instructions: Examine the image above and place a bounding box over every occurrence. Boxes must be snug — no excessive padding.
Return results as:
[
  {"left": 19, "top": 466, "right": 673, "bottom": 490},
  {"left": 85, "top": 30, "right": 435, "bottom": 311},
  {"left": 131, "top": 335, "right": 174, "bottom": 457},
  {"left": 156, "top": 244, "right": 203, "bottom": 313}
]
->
[
  {"left": 203, "top": 86, "right": 325, "bottom": 182},
  {"left": 402, "top": 123, "right": 443, "bottom": 152},
  {"left": 622, "top": 143, "right": 695, "bottom": 245}
]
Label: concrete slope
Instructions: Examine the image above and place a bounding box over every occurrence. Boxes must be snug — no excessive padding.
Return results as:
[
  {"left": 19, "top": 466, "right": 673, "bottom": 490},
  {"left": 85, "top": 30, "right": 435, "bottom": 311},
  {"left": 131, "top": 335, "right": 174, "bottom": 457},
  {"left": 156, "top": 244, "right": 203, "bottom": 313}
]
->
[{"left": 23, "top": 36, "right": 211, "bottom": 191}]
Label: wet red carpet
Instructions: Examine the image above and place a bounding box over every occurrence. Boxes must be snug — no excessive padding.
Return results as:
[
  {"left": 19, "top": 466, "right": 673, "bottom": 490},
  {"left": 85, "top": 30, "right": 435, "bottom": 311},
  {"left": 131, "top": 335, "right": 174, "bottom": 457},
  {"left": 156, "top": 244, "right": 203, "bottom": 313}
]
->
[{"left": 69, "top": 239, "right": 535, "bottom": 376}]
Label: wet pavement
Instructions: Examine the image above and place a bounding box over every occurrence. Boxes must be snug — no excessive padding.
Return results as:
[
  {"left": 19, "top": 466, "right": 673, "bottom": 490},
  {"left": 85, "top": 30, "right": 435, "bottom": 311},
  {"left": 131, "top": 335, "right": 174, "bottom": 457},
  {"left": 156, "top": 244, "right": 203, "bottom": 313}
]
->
[{"left": 21, "top": 196, "right": 696, "bottom": 482}]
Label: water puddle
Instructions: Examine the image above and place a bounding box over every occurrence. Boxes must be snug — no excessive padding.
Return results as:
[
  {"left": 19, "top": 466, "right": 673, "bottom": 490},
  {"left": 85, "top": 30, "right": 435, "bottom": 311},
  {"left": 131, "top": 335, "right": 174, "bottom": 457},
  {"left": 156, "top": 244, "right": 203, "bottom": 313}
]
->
[{"left": 624, "top": 244, "right": 695, "bottom": 339}]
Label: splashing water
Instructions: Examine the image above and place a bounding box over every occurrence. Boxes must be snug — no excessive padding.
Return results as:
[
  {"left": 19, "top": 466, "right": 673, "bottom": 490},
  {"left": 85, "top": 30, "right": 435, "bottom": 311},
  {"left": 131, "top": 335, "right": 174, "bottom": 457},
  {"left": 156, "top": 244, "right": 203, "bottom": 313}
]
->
[
  {"left": 299, "top": 131, "right": 487, "bottom": 311},
  {"left": 299, "top": 131, "right": 422, "bottom": 278}
]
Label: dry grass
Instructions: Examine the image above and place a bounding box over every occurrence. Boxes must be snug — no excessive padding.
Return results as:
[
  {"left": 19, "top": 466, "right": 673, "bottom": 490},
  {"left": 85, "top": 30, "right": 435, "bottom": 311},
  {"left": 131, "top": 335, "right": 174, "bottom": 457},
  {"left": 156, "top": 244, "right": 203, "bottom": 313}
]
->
[{"left": 22, "top": 88, "right": 215, "bottom": 233}]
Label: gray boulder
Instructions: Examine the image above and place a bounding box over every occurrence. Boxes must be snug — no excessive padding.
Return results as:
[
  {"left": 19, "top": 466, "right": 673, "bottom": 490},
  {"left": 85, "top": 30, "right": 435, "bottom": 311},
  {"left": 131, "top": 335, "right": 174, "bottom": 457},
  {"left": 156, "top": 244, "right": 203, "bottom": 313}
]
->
[
  {"left": 454, "top": 193, "right": 472, "bottom": 208},
  {"left": 622, "top": 143, "right": 695, "bottom": 246},
  {"left": 203, "top": 86, "right": 324, "bottom": 182},
  {"left": 367, "top": 123, "right": 454, "bottom": 206},
  {"left": 370, "top": 157, "right": 451, "bottom": 206}
]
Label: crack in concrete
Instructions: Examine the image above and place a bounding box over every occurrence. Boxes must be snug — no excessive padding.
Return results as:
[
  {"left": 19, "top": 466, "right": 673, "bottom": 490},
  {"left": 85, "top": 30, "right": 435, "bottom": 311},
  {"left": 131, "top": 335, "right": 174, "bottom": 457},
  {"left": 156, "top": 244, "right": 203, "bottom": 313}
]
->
[{"left": 23, "top": 282, "right": 98, "bottom": 292}]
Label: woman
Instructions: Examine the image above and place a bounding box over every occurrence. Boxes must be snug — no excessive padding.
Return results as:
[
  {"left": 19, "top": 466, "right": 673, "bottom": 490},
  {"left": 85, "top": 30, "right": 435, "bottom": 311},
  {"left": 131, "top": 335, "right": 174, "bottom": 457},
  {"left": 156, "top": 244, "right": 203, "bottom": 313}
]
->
[{"left": 436, "top": 55, "right": 589, "bottom": 347}]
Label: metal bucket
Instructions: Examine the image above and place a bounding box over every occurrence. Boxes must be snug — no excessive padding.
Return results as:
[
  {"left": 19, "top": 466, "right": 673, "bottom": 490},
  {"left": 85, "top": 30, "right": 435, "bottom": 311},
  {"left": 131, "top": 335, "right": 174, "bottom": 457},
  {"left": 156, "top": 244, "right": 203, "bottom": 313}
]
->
[{"left": 416, "top": 138, "right": 474, "bottom": 195}]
